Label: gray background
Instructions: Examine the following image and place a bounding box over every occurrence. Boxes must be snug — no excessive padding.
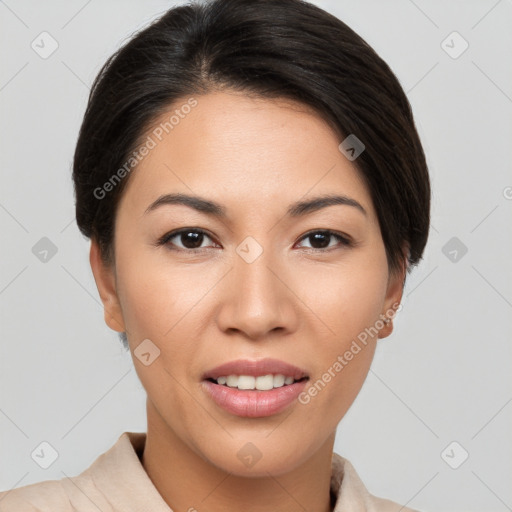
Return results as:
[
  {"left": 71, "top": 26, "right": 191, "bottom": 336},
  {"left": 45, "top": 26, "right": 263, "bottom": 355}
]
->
[{"left": 1, "top": 1, "right": 511, "bottom": 510}]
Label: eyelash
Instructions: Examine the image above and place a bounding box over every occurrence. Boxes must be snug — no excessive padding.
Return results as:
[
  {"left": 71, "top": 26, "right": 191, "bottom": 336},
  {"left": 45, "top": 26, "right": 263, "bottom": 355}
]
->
[{"left": 155, "top": 228, "right": 355, "bottom": 253}]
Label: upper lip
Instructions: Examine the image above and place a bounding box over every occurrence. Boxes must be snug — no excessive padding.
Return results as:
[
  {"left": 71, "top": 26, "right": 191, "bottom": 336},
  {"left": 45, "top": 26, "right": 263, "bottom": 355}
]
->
[{"left": 202, "top": 358, "right": 309, "bottom": 381}]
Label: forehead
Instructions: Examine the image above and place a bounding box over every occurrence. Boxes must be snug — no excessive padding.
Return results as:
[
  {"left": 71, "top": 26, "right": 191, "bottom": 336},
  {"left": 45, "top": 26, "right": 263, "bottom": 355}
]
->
[{"left": 118, "top": 91, "right": 375, "bottom": 222}]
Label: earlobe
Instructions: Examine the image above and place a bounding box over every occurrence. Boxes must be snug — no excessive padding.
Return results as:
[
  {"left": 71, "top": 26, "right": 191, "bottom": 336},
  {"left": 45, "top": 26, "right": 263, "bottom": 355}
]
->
[
  {"left": 378, "top": 314, "right": 394, "bottom": 339},
  {"left": 378, "top": 255, "right": 407, "bottom": 339},
  {"left": 89, "top": 239, "right": 126, "bottom": 333}
]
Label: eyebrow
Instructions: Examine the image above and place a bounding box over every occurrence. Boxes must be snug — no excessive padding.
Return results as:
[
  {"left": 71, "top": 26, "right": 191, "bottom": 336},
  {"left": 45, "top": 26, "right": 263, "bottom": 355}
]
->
[{"left": 144, "top": 192, "right": 367, "bottom": 218}]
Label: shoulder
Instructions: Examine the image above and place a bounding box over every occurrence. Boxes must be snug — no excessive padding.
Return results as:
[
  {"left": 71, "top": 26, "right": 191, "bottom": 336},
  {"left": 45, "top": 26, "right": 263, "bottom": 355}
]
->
[
  {"left": 0, "top": 432, "right": 132, "bottom": 511},
  {"left": 0, "top": 431, "right": 157, "bottom": 512},
  {"left": 0, "top": 461, "right": 112, "bottom": 512},
  {"left": 0, "top": 479, "right": 73, "bottom": 511},
  {"left": 331, "top": 452, "right": 421, "bottom": 512},
  {"left": 366, "top": 494, "right": 421, "bottom": 512}
]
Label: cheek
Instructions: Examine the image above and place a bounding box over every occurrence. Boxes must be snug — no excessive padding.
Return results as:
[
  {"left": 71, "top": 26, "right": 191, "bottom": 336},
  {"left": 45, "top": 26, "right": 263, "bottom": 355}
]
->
[
  {"left": 297, "top": 253, "right": 388, "bottom": 345},
  {"left": 114, "top": 241, "right": 207, "bottom": 339},
  {"left": 292, "top": 254, "right": 387, "bottom": 423},
  {"left": 116, "top": 269, "right": 204, "bottom": 394},
  {"left": 113, "top": 245, "right": 221, "bottom": 390},
  {"left": 114, "top": 253, "right": 204, "bottom": 413}
]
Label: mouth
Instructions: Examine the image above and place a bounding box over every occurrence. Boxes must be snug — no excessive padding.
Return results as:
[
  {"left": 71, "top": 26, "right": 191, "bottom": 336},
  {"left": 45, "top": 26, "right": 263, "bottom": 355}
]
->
[
  {"left": 201, "top": 358, "right": 310, "bottom": 417},
  {"left": 205, "top": 374, "right": 309, "bottom": 391},
  {"left": 202, "top": 357, "right": 309, "bottom": 384}
]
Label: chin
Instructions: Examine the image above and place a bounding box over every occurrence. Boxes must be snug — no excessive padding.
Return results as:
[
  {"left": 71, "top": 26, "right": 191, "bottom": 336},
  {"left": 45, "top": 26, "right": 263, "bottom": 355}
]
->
[{"left": 201, "top": 437, "right": 313, "bottom": 478}]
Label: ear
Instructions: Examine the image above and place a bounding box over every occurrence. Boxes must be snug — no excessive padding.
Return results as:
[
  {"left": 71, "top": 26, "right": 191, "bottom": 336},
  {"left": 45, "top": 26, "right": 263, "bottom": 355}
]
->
[
  {"left": 378, "top": 252, "right": 407, "bottom": 340},
  {"left": 89, "top": 239, "right": 126, "bottom": 333}
]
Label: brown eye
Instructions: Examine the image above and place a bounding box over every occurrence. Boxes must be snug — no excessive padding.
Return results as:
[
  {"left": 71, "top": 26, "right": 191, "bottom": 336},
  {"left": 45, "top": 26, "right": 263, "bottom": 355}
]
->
[
  {"left": 296, "top": 230, "right": 352, "bottom": 250},
  {"left": 158, "top": 229, "right": 218, "bottom": 251}
]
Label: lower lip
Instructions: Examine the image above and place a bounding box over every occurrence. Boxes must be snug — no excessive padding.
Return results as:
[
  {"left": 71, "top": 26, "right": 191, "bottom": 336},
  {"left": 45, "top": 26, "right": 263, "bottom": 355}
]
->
[{"left": 201, "top": 379, "right": 308, "bottom": 418}]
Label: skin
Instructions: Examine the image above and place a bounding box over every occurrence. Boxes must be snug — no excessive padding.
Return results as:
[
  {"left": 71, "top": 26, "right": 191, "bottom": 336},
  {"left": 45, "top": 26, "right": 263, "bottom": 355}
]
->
[{"left": 90, "top": 90, "right": 405, "bottom": 512}]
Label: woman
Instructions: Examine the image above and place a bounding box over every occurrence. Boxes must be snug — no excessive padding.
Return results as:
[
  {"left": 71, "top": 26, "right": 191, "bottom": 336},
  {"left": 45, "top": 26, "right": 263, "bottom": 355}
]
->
[{"left": 0, "top": 0, "right": 430, "bottom": 510}]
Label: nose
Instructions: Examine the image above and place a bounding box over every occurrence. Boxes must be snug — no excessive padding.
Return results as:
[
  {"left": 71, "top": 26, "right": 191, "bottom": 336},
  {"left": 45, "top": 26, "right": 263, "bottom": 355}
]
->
[{"left": 216, "top": 246, "right": 298, "bottom": 341}]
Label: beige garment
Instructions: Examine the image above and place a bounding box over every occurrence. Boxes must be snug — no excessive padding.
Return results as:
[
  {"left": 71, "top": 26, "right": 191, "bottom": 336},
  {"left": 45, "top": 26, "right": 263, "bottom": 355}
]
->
[{"left": 0, "top": 432, "right": 419, "bottom": 511}]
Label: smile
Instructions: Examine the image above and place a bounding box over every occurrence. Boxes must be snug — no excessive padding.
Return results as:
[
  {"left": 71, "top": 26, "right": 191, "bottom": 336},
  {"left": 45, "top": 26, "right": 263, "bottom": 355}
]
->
[{"left": 208, "top": 374, "right": 307, "bottom": 390}]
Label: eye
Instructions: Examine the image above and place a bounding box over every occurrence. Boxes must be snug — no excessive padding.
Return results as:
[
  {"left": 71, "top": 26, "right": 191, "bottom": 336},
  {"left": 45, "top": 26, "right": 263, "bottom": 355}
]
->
[
  {"left": 157, "top": 228, "right": 219, "bottom": 251},
  {"left": 156, "top": 228, "right": 354, "bottom": 253},
  {"left": 295, "top": 230, "right": 353, "bottom": 251}
]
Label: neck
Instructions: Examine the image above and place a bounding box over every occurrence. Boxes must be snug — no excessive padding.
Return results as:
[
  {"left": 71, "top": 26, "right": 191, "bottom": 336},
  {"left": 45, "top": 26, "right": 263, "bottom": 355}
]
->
[{"left": 141, "top": 399, "right": 335, "bottom": 512}]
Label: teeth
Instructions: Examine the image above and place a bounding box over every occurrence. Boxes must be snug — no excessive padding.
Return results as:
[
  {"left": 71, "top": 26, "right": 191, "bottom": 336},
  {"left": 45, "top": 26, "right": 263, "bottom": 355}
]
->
[
  {"left": 238, "top": 375, "right": 257, "bottom": 390},
  {"left": 214, "top": 374, "right": 299, "bottom": 390},
  {"left": 274, "top": 374, "right": 285, "bottom": 387},
  {"left": 226, "top": 375, "right": 239, "bottom": 387}
]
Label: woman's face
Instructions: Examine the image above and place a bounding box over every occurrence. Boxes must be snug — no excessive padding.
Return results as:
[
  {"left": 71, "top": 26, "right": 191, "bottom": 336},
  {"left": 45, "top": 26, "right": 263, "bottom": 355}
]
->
[{"left": 91, "top": 90, "right": 404, "bottom": 476}]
